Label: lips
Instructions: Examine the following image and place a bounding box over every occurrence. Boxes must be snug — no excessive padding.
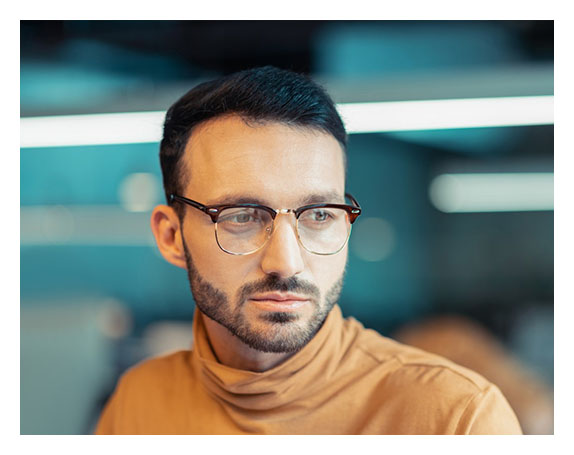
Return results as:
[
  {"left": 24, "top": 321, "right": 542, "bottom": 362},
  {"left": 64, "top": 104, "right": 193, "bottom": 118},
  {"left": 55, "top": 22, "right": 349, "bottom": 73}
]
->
[
  {"left": 249, "top": 293, "right": 310, "bottom": 312},
  {"left": 251, "top": 292, "right": 309, "bottom": 302}
]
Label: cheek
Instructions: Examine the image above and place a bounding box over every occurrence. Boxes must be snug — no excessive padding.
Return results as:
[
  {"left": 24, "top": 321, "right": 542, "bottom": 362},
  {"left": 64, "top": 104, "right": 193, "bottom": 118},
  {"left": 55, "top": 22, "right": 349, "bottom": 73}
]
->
[
  {"left": 184, "top": 222, "right": 217, "bottom": 264},
  {"left": 184, "top": 221, "right": 226, "bottom": 278},
  {"left": 309, "top": 248, "right": 348, "bottom": 290},
  {"left": 185, "top": 225, "right": 256, "bottom": 291}
]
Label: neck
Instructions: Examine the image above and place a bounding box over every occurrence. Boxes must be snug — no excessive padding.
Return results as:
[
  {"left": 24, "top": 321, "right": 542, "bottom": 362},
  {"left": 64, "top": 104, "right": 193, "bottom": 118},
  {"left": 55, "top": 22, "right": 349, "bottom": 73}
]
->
[{"left": 200, "top": 312, "right": 297, "bottom": 372}]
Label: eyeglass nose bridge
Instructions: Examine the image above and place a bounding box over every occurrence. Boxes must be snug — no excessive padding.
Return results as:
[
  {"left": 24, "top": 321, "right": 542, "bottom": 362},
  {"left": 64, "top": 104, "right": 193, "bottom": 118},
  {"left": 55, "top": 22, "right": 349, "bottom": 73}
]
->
[
  {"left": 275, "top": 208, "right": 295, "bottom": 216},
  {"left": 264, "top": 208, "right": 300, "bottom": 239}
]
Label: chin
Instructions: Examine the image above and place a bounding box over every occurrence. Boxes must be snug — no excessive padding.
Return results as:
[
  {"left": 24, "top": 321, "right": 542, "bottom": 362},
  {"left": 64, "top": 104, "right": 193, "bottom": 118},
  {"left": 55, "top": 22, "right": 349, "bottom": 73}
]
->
[{"left": 260, "top": 311, "right": 300, "bottom": 324}]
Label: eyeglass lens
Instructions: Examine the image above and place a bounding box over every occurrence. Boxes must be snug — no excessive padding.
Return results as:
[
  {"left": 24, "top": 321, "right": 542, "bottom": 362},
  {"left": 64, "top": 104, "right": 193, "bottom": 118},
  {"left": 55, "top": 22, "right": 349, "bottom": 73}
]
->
[{"left": 215, "top": 207, "right": 351, "bottom": 255}]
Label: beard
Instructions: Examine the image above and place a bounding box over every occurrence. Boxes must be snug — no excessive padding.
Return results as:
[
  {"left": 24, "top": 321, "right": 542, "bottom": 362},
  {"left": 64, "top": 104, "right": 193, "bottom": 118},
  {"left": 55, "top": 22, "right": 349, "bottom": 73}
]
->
[{"left": 183, "top": 242, "right": 344, "bottom": 354}]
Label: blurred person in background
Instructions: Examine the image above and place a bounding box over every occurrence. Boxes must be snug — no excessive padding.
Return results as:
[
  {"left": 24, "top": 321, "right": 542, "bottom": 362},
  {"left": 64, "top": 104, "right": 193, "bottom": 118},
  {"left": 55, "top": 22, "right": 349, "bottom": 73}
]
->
[{"left": 95, "top": 66, "right": 522, "bottom": 435}]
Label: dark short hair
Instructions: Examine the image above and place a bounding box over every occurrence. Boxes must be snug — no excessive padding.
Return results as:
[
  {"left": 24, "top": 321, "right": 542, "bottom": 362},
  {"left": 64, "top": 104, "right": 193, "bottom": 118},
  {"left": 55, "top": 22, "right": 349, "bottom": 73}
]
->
[{"left": 159, "top": 65, "right": 347, "bottom": 215}]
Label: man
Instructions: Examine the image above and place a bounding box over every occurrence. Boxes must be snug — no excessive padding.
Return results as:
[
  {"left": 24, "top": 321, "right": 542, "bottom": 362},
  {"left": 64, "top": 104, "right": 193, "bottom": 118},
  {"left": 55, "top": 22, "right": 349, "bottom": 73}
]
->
[{"left": 96, "top": 66, "right": 522, "bottom": 435}]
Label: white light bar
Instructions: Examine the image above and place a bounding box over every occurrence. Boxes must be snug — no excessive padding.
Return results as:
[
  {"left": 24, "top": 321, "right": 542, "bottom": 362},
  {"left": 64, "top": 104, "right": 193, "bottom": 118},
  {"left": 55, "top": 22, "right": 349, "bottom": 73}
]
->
[
  {"left": 339, "top": 95, "right": 554, "bottom": 133},
  {"left": 20, "top": 96, "right": 554, "bottom": 148},
  {"left": 20, "top": 111, "right": 165, "bottom": 148},
  {"left": 429, "top": 172, "right": 554, "bottom": 213}
]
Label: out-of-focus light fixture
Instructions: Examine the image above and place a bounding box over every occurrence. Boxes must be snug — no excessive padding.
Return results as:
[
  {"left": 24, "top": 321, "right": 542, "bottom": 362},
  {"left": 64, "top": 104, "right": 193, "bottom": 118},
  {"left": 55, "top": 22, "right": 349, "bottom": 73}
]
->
[
  {"left": 118, "top": 172, "right": 161, "bottom": 213},
  {"left": 350, "top": 217, "right": 396, "bottom": 262},
  {"left": 20, "top": 111, "right": 164, "bottom": 148},
  {"left": 20, "top": 96, "right": 553, "bottom": 148},
  {"left": 429, "top": 172, "right": 554, "bottom": 213},
  {"left": 339, "top": 95, "right": 553, "bottom": 133}
]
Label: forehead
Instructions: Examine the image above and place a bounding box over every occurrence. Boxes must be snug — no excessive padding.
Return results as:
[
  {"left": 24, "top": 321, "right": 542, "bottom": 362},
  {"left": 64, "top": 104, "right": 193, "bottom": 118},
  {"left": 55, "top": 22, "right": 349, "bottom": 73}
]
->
[{"left": 182, "top": 115, "right": 346, "bottom": 205}]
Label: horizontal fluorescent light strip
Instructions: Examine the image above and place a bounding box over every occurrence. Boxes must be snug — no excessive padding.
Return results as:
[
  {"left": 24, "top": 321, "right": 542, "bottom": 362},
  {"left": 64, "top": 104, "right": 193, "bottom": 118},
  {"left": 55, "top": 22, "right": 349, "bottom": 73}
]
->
[
  {"left": 20, "top": 95, "right": 554, "bottom": 148},
  {"left": 429, "top": 172, "right": 554, "bottom": 213},
  {"left": 339, "top": 95, "right": 553, "bottom": 133},
  {"left": 20, "top": 111, "right": 165, "bottom": 148}
]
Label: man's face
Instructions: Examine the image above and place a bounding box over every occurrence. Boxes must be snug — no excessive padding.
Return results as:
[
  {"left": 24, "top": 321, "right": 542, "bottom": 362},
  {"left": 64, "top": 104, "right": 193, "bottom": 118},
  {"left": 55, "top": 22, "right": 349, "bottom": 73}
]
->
[{"left": 179, "top": 115, "right": 348, "bottom": 353}]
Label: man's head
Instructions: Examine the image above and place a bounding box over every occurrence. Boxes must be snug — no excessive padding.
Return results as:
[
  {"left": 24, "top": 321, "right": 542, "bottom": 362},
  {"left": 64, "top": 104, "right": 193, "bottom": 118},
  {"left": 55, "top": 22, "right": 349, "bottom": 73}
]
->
[
  {"left": 159, "top": 66, "right": 347, "bottom": 216},
  {"left": 151, "top": 66, "right": 353, "bottom": 354}
]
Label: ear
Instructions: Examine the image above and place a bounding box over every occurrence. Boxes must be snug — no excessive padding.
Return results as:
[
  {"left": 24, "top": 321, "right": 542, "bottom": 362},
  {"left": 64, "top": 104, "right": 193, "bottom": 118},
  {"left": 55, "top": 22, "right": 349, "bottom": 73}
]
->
[{"left": 150, "top": 204, "right": 187, "bottom": 269}]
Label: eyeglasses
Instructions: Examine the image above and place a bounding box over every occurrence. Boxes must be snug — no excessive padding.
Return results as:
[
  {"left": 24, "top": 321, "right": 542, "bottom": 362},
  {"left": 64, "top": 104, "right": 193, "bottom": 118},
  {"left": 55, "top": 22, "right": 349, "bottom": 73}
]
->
[{"left": 170, "top": 193, "right": 362, "bottom": 256}]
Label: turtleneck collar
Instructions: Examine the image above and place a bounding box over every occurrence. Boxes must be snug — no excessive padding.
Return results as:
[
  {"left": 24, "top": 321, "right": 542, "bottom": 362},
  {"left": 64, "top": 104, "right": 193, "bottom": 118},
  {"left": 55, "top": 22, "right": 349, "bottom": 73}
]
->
[{"left": 190, "top": 305, "right": 346, "bottom": 411}]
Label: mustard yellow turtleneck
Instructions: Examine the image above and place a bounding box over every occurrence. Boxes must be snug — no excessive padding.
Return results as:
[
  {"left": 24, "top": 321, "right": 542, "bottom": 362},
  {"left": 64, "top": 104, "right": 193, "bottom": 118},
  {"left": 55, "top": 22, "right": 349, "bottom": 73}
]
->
[{"left": 95, "top": 305, "right": 522, "bottom": 434}]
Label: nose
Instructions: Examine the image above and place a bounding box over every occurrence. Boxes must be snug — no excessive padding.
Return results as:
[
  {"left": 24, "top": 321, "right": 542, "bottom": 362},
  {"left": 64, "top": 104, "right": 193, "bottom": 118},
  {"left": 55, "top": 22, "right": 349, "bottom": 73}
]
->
[{"left": 260, "top": 213, "right": 305, "bottom": 278}]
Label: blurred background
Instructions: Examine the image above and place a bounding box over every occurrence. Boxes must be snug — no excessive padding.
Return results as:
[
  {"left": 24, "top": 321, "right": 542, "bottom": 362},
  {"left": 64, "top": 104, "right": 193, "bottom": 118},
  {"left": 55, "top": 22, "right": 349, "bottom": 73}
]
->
[{"left": 20, "top": 20, "right": 554, "bottom": 434}]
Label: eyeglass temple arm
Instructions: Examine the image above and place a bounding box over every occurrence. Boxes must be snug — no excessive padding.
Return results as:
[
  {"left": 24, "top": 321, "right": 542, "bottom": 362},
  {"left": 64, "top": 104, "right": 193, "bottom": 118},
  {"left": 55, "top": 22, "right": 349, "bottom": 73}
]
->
[
  {"left": 345, "top": 193, "right": 360, "bottom": 207},
  {"left": 169, "top": 194, "right": 202, "bottom": 208}
]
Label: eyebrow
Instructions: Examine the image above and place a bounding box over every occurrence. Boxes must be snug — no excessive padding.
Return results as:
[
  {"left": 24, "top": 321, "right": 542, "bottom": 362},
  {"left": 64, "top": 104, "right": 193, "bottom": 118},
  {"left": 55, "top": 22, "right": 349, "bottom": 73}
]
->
[
  {"left": 299, "top": 191, "right": 345, "bottom": 206},
  {"left": 208, "top": 191, "right": 345, "bottom": 207}
]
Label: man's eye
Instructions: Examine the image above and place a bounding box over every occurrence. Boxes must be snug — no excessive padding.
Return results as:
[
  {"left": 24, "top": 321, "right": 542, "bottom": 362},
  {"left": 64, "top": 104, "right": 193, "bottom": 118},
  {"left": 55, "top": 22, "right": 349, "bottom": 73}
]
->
[
  {"left": 222, "top": 214, "right": 254, "bottom": 224},
  {"left": 312, "top": 210, "right": 330, "bottom": 222},
  {"left": 301, "top": 209, "right": 334, "bottom": 224},
  {"left": 219, "top": 209, "right": 263, "bottom": 225},
  {"left": 233, "top": 213, "right": 255, "bottom": 223}
]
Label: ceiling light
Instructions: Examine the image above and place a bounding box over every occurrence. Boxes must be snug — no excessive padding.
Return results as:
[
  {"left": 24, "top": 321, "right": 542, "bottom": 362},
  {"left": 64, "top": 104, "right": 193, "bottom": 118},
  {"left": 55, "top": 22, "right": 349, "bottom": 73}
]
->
[{"left": 20, "top": 96, "right": 553, "bottom": 148}]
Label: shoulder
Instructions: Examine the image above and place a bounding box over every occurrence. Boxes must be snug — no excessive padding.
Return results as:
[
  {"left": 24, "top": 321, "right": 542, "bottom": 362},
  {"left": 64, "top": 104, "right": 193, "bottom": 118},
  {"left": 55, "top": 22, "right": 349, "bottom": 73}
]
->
[
  {"left": 344, "top": 316, "right": 491, "bottom": 390},
  {"left": 117, "top": 350, "right": 192, "bottom": 396},
  {"left": 122, "top": 350, "right": 191, "bottom": 381},
  {"left": 95, "top": 350, "right": 193, "bottom": 434},
  {"left": 341, "top": 317, "right": 522, "bottom": 434}
]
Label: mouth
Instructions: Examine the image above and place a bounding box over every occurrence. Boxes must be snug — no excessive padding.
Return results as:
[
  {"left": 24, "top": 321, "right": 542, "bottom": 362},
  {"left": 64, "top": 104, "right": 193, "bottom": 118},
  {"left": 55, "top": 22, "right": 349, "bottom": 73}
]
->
[{"left": 249, "top": 293, "right": 310, "bottom": 312}]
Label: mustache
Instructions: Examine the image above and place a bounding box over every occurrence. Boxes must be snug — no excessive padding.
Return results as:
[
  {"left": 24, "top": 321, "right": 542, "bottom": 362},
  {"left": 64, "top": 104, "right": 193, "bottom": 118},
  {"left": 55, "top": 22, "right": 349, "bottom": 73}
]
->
[{"left": 238, "top": 275, "right": 320, "bottom": 304}]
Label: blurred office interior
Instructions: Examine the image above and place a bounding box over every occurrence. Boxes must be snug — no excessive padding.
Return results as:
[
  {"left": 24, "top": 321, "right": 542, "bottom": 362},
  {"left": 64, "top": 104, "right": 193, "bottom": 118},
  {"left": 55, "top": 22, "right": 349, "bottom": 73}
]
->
[{"left": 20, "top": 20, "right": 554, "bottom": 434}]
